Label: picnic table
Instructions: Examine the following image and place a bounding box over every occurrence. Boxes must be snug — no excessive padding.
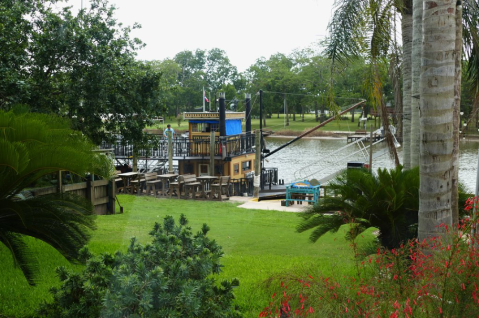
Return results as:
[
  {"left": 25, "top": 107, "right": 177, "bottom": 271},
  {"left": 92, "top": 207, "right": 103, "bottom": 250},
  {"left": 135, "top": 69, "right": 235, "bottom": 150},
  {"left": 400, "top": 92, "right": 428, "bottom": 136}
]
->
[
  {"left": 196, "top": 176, "right": 218, "bottom": 199},
  {"left": 156, "top": 173, "right": 178, "bottom": 197},
  {"left": 117, "top": 172, "right": 139, "bottom": 194}
]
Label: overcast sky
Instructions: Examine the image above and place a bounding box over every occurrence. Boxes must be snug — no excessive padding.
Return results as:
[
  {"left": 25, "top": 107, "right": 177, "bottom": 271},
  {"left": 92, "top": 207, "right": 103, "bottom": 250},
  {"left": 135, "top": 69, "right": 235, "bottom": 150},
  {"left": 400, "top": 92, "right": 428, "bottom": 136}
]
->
[{"left": 71, "top": 0, "right": 336, "bottom": 72}]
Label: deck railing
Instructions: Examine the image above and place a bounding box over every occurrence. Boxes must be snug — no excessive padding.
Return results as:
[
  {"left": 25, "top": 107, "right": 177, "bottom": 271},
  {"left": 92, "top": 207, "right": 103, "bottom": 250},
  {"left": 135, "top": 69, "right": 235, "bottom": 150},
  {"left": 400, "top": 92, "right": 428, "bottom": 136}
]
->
[{"left": 100, "top": 133, "right": 256, "bottom": 159}]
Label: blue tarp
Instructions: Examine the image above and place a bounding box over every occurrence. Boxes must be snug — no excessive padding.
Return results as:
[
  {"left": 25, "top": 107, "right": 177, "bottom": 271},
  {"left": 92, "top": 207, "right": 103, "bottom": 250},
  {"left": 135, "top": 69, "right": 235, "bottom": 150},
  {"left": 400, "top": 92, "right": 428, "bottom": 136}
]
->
[{"left": 225, "top": 119, "right": 242, "bottom": 135}]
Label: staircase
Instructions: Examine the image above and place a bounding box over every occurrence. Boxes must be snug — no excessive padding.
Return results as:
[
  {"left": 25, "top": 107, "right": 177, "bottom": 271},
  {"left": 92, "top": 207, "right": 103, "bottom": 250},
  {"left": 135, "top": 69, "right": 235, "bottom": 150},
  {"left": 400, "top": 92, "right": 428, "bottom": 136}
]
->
[{"left": 293, "top": 128, "right": 400, "bottom": 184}]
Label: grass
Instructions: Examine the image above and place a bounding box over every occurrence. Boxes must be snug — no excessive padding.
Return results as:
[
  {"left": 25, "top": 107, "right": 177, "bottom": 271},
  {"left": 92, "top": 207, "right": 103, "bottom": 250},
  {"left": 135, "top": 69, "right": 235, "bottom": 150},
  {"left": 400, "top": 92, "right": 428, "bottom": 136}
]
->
[
  {"left": 0, "top": 195, "right": 376, "bottom": 318},
  {"left": 150, "top": 113, "right": 380, "bottom": 135}
]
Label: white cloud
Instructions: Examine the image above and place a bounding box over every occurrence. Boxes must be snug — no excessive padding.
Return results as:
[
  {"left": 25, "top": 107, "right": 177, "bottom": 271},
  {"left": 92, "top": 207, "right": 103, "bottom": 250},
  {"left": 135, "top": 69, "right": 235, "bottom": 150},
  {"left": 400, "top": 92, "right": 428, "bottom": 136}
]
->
[{"left": 71, "top": 0, "right": 335, "bottom": 71}]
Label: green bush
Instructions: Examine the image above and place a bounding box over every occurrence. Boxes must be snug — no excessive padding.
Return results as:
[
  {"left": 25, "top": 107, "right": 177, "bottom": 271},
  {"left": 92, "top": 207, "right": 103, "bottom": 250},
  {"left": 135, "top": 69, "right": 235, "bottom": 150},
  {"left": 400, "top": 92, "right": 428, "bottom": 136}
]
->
[{"left": 39, "top": 215, "right": 241, "bottom": 318}]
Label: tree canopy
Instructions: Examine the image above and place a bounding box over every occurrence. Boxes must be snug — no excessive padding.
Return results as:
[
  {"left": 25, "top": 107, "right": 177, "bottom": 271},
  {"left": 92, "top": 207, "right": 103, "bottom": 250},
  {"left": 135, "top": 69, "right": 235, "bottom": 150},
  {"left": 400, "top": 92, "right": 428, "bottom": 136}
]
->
[{"left": 0, "top": 0, "right": 164, "bottom": 144}]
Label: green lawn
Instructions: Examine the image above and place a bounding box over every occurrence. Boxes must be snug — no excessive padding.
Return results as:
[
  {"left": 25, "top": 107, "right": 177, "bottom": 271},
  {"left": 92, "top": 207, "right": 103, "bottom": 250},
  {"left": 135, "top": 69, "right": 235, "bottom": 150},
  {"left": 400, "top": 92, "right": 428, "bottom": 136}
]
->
[
  {"left": 0, "top": 195, "right": 376, "bottom": 317},
  {"left": 154, "top": 113, "right": 378, "bottom": 135}
]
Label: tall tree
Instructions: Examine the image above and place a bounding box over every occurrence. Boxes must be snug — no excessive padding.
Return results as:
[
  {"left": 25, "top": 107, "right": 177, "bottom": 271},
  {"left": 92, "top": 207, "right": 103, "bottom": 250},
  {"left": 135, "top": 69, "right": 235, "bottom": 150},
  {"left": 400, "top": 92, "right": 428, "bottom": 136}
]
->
[
  {"left": 325, "top": 0, "right": 406, "bottom": 166},
  {"left": 401, "top": 1, "right": 414, "bottom": 169},
  {"left": 409, "top": 0, "right": 421, "bottom": 168},
  {"left": 418, "top": 0, "right": 456, "bottom": 241},
  {"left": 0, "top": 0, "right": 164, "bottom": 145}
]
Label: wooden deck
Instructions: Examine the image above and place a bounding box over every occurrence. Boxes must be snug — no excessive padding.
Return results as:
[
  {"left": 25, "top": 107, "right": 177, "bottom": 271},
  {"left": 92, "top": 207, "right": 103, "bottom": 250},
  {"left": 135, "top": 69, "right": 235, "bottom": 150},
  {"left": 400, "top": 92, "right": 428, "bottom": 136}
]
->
[{"left": 347, "top": 133, "right": 382, "bottom": 143}]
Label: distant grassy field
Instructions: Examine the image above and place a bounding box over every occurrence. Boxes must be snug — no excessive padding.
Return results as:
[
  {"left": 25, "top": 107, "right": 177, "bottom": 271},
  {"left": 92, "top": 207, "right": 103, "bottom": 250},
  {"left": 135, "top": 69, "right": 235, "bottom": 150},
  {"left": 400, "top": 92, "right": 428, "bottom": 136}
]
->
[
  {"left": 151, "top": 113, "right": 380, "bottom": 135},
  {"left": 0, "top": 196, "right": 376, "bottom": 317}
]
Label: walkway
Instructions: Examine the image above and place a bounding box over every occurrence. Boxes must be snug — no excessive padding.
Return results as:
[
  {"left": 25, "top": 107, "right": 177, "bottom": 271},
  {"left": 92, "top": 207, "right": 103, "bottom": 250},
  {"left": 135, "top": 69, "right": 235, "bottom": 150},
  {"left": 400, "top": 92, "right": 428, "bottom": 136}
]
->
[{"left": 229, "top": 196, "right": 310, "bottom": 213}]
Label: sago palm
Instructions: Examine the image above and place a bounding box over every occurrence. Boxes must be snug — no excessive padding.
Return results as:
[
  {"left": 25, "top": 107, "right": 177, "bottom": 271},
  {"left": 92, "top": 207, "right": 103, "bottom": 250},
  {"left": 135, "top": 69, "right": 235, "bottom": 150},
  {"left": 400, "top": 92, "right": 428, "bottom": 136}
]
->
[
  {"left": 0, "top": 110, "right": 113, "bottom": 285},
  {"left": 297, "top": 166, "right": 419, "bottom": 249}
]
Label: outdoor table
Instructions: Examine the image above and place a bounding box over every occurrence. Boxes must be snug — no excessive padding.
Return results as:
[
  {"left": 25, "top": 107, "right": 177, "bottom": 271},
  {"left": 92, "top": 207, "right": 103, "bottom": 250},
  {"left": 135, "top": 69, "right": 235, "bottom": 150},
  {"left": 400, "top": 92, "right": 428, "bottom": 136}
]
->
[
  {"left": 156, "top": 173, "right": 178, "bottom": 197},
  {"left": 196, "top": 176, "right": 218, "bottom": 199},
  {"left": 117, "top": 172, "right": 139, "bottom": 194}
]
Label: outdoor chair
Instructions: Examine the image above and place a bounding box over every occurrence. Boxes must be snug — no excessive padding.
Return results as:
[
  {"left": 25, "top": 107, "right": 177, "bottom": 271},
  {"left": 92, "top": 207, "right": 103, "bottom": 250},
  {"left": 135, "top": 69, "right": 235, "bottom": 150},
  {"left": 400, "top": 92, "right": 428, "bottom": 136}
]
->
[
  {"left": 210, "top": 176, "right": 231, "bottom": 201},
  {"left": 168, "top": 175, "right": 184, "bottom": 198}
]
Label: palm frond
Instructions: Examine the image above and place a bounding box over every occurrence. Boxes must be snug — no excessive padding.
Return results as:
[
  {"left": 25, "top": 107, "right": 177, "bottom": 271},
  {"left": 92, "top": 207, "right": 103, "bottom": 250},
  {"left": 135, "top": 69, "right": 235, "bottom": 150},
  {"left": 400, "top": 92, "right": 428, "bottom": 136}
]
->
[
  {"left": 0, "top": 232, "right": 39, "bottom": 285},
  {"left": 324, "top": 0, "right": 368, "bottom": 66},
  {"left": 0, "top": 193, "right": 95, "bottom": 262},
  {"left": 462, "top": 0, "right": 479, "bottom": 85},
  {"left": 296, "top": 166, "right": 419, "bottom": 248},
  {"left": 0, "top": 110, "right": 108, "bottom": 285},
  {"left": 297, "top": 213, "right": 345, "bottom": 243}
]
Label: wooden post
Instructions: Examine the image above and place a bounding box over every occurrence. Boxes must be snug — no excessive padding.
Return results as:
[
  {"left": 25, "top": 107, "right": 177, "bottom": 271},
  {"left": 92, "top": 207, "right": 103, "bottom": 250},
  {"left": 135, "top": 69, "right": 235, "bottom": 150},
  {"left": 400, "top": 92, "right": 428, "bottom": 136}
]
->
[
  {"left": 86, "top": 178, "right": 94, "bottom": 203},
  {"left": 254, "top": 130, "right": 261, "bottom": 198},
  {"left": 168, "top": 131, "right": 173, "bottom": 173},
  {"left": 132, "top": 146, "right": 138, "bottom": 172},
  {"left": 108, "top": 179, "right": 116, "bottom": 215},
  {"left": 369, "top": 124, "right": 373, "bottom": 172},
  {"left": 58, "top": 170, "right": 63, "bottom": 193},
  {"left": 209, "top": 130, "right": 215, "bottom": 176}
]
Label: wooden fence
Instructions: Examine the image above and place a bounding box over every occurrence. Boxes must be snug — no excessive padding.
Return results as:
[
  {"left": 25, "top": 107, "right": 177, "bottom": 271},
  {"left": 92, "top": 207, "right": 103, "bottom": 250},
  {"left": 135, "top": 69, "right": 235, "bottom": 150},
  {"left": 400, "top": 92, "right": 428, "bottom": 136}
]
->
[{"left": 30, "top": 174, "right": 116, "bottom": 215}]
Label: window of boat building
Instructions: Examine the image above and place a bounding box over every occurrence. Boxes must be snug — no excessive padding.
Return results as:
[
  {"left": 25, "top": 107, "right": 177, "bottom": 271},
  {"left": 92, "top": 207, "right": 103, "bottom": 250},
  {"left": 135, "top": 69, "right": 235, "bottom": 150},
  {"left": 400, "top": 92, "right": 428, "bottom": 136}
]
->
[{"left": 191, "top": 123, "right": 219, "bottom": 133}]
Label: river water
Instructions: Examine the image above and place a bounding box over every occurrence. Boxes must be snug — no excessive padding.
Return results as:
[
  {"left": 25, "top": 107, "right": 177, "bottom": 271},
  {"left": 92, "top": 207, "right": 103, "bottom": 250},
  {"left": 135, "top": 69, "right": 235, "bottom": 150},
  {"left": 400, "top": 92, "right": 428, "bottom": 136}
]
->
[{"left": 264, "top": 137, "right": 479, "bottom": 192}]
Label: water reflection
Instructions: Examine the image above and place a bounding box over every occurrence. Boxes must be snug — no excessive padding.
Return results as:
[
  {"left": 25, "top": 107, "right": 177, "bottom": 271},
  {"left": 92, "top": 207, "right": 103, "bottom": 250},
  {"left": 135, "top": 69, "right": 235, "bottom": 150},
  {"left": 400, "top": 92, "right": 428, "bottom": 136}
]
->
[{"left": 264, "top": 137, "right": 479, "bottom": 192}]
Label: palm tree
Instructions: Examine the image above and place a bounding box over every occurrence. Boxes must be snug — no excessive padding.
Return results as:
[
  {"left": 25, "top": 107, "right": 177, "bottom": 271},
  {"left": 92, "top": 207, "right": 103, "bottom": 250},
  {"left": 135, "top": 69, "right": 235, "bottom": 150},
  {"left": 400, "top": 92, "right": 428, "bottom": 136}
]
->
[
  {"left": 297, "top": 166, "right": 419, "bottom": 249},
  {"left": 0, "top": 110, "right": 113, "bottom": 285},
  {"left": 325, "top": 0, "right": 410, "bottom": 166},
  {"left": 417, "top": 1, "right": 457, "bottom": 241}
]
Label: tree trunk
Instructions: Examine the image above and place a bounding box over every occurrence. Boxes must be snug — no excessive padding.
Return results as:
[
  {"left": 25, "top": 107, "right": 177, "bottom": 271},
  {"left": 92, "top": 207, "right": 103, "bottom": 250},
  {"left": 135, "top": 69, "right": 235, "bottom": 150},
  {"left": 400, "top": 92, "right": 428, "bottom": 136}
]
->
[
  {"left": 410, "top": 0, "right": 422, "bottom": 168},
  {"left": 402, "top": 11, "right": 413, "bottom": 170},
  {"left": 315, "top": 100, "right": 319, "bottom": 122},
  {"left": 301, "top": 105, "right": 304, "bottom": 122},
  {"left": 285, "top": 96, "right": 289, "bottom": 126},
  {"left": 418, "top": 0, "right": 456, "bottom": 241},
  {"left": 451, "top": 2, "right": 462, "bottom": 225}
]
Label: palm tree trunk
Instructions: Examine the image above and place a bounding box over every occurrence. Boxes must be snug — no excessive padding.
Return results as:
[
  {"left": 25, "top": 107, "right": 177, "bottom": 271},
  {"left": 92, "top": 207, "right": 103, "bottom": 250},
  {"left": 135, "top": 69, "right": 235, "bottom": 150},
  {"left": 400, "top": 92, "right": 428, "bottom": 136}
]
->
[
  {"left": 451, "top": 2, "right": 463, "bottom": 224},
  {"left": 402, "top": 11, "right": 413, "bottom": 170},
  {"left": 410, "top": 0, "right": 422, "bottom": 168},
  {"left": 418, "top": 0, "right": 456, "bottom": 241}
]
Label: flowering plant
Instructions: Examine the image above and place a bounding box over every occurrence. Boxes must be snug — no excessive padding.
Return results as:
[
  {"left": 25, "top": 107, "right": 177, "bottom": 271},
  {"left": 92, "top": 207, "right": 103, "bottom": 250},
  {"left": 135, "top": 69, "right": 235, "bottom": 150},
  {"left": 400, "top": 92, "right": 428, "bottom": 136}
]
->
[{"left": 260, "top": 197, "right": 479, "bottom": 317}]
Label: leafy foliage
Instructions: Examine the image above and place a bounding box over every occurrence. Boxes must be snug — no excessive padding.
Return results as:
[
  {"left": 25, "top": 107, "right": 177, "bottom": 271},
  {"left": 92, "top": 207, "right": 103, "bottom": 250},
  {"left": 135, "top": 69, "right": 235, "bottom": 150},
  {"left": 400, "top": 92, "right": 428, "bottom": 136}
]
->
[
  {"left": 0, "top": 110, "right": 113, "bottom": 285},
  {"left": 262, "top": 199, "right": 479, "bottom": 318},
  {"left": 297, "top": 166, "right": 419, "bottom": 249},
  {"left": 39, "top": 215, "right": 241, "bottom": 318},
  {"left": 0, "top": 0, "right": 164, "bottom": 145}
]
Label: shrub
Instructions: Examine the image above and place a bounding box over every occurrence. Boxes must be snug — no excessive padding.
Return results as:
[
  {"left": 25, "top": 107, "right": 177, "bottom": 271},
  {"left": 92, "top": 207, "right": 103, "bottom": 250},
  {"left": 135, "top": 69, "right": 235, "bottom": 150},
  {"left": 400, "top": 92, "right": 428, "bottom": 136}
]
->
[
  {"left": 260, "top": 198, "right": 479, "bottom": 317},
  {"left": 39, "top": 215, "right": 241, "bottom": 318},
  {"left": 298, "top": 166, "right": 420, "bottom": 249}
]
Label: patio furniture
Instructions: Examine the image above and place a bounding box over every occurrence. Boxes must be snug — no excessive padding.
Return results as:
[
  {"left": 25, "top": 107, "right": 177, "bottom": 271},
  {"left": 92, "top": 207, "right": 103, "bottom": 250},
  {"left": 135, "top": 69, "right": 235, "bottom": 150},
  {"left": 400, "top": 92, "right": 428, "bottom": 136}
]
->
[
  {"left": 196, "top": 175, "right": 218, "bottom": 199},
  {"left": 117, "top": 172, "right": 139, "bottom": 194},
  {"left": 169, "top": 174, "right": 195, "bottom": 198},
  {"left": 183, "top": 175, "right": 201, "bottom": 199},
  {"left": 210, "top": 176, "right": 231, "bottom": 201},
  {"left": 285, "top": 180, "right": 320, "bottom": 207},
  {"left": 156, "top": 173, "right": 178, "bottom": 197}
]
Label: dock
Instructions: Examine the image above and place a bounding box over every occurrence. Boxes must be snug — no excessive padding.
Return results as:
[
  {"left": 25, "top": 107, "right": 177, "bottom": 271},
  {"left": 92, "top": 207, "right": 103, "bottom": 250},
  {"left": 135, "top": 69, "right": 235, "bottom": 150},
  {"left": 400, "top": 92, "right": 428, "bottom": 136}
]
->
[{"left": 347, "top": 133, "right": 382, "bottom": 143}]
